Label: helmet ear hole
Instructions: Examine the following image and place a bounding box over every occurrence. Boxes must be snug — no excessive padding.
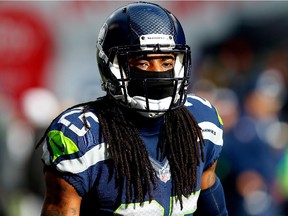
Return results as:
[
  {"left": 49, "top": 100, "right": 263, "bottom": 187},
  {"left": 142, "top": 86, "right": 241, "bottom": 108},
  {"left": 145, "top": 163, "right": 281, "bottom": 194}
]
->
[{"left": 102, "top": 80, "right": 120, "bottom": 95}]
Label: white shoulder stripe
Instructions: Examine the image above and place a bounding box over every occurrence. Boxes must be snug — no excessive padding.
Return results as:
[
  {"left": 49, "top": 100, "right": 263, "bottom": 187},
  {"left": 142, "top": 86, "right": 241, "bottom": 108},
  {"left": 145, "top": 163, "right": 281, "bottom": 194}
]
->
[
  {"left": 199, "top": 122, "right": 223, "bottom": 146},
  {"left": 56, "top": 142, "right": 110, "bottom": 174},
  {"left": 186, "top": 95, "right": 212, "bottom": 108},
  {"left": 43, "top": 122, "right": 222, "bottom": 174}
]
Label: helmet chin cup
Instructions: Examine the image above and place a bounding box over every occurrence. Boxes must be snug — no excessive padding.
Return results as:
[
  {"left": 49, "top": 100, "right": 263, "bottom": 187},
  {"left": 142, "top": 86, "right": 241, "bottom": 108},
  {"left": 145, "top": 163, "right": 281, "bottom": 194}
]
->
[
  {"left": 139, "top": 111, "right": 165, "bottom": 118},
  {"left": 129, "top": 96, "right": 173, "bottom": 118}
]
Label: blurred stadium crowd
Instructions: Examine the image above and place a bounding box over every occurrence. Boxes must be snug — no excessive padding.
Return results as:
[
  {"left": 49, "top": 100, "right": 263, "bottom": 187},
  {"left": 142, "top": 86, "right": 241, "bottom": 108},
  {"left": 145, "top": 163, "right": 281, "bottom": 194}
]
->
[{"left": 0, "top": 1, "right": 287, "bottom": 216}]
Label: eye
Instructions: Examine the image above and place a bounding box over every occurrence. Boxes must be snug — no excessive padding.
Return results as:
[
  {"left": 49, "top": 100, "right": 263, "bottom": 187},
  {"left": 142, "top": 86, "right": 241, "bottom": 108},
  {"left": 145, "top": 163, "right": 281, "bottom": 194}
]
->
[
  {"left": 130, "top": 60, "right": 150, "bottom": 70},
  {"left": 136, "top": 61, "right": 150, "bottom": 70},
  {"left": 162, "top": 58, "right": 175, "bottom": 69}
]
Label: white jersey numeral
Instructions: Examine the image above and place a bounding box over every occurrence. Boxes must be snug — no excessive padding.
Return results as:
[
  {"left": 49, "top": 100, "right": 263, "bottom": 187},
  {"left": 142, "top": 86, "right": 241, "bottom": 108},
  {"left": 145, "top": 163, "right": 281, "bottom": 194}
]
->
[
  {"left": 57, "top": 108, "right": 99, "bottom": 136},
  {"left": 115, "top": 192, "right": 200, "bottom": 216}
]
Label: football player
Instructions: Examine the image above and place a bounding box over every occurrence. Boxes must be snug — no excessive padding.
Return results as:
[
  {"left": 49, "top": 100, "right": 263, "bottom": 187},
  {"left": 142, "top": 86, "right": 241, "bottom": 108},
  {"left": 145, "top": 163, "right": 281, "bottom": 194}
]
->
[{"left": 38, "top": 2, "right": 228, "bottom": 215}]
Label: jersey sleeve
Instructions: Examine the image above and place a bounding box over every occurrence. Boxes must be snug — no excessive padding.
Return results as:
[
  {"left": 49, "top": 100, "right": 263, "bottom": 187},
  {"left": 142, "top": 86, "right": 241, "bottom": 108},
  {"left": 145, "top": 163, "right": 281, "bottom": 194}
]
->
[
  {"left": 185, "top": 95, "right": 224, "bottom": 170},
  {"left": 41, "top": 106, "right": 102, "bottom": 197}
]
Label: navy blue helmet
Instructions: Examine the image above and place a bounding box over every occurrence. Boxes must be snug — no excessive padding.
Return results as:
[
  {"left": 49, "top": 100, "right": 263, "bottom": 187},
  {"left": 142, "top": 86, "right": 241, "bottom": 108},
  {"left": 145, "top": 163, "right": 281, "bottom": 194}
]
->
[{"left": 97, "top": 2, "right": 191, "bottom": 118}]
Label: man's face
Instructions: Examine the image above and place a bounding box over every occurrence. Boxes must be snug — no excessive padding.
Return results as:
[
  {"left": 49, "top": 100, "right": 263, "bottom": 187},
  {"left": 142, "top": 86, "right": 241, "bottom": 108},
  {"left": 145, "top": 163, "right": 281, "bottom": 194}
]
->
[{"left": 128, "top": 53, "right": 175, "bottom": 72}]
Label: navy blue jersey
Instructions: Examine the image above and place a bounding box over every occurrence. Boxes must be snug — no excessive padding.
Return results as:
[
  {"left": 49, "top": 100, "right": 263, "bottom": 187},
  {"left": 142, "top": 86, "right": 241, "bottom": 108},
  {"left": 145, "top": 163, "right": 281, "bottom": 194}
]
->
[{"left": 42, "top": 94, "right": 224, "bottom": 215}]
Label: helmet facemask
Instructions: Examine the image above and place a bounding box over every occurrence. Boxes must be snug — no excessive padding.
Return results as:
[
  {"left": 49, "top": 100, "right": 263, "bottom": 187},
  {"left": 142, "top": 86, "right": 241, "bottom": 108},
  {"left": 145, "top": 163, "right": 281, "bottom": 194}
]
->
[{"left": 103, "top": 44, "right": 191, "bottom": 118}]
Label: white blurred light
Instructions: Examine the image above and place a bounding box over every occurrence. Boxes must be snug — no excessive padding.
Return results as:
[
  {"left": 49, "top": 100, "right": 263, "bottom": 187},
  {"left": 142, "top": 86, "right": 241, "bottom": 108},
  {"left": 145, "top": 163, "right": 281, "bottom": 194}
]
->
[
  {"left": 19, "top": 193, "right": 42, "bottom": 216},
  {"left": 21, "top": 87, "right": 60, "bottom": 127},
  {"left": 6, "top": 120, "right": 34, "bottom": 164},
  {"left": 266, "top": 122, "right": 288, "bottom": 149},
  {"left": 256, "top": 69, "right": 286, "bottom": 102},
  {"left": 243, "top": 190, "right": 272, "bottom": 215}
]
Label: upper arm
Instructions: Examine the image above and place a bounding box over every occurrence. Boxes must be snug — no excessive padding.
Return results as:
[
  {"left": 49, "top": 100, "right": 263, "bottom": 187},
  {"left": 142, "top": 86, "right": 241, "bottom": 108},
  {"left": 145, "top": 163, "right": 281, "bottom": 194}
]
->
[
  {"left": 41, "top": 171, "right": 82, "bottom": 216},
  {"left": 200, "top": 160, "right": 218, "bottom": 190},
  {"left": 196, "top": 161, "right": 228, "bottom": 215}
]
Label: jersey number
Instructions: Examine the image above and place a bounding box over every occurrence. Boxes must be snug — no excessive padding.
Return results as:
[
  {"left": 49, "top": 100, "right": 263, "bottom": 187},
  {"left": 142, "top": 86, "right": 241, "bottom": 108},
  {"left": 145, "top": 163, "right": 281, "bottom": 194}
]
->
[{"left": 58, "top": 108, "right": 99, "bottom": 136}]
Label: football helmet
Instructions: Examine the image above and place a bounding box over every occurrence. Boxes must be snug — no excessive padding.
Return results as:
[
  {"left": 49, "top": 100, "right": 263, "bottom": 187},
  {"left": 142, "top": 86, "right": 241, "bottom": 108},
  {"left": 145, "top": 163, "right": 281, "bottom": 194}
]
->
[{"left": 96, "top": 2, "right": 191, "bottom": 118}]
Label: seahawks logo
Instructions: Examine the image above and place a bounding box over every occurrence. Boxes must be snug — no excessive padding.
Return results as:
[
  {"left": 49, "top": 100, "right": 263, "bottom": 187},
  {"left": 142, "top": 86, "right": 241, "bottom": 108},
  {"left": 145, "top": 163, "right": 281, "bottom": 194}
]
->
[
  {"left": 97, "top": 23, "right": 108, "bottom": 46},
  {"left": 97, "top": 23, "right": 109, "bottom": 63}
]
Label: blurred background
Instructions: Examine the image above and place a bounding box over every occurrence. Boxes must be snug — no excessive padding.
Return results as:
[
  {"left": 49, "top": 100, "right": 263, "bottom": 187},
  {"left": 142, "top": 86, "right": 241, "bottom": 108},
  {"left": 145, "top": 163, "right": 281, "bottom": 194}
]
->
[{"left": 0, "top": 1, "right": 287, "bottom": 215}]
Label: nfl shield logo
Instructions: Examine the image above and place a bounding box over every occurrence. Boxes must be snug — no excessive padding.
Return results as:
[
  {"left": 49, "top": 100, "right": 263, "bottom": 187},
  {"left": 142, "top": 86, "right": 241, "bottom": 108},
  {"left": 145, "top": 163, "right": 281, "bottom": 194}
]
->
[{"left": 158, "top": 167, "right": 171, "bottom": 183}]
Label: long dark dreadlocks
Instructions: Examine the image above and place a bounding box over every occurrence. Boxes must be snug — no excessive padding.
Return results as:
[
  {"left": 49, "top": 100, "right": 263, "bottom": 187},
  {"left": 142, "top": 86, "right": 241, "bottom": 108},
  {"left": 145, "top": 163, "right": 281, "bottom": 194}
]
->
[{"left": 36, "top": 95, "right": 205, "bottom": 209}]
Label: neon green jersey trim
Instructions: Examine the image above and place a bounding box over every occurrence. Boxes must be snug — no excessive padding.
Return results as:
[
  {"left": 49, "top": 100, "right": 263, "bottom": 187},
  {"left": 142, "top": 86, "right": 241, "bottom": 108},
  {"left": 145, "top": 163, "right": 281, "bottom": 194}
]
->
[
  {"left": 48, "top": 130, "right": 79, "bottom": 162},
  {"left": 169, "top": 190, "right": 200, "bottom": 215},
  {"left": 215, "top": 107, "right": 224, "bottom": 126}
]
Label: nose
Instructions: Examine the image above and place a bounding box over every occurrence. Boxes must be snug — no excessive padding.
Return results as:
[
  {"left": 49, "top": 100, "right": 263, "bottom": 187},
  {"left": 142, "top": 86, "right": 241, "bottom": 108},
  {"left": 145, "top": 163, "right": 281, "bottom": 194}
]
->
[{"left": 149, "top": 60, "right": 163, "bottom": 72}]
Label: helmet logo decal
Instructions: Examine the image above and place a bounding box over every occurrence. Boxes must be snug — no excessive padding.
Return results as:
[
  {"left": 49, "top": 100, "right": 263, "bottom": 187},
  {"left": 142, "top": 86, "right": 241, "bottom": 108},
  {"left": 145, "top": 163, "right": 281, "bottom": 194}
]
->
[
  {"left": 98, "top": 23, "right": 108, "bottom": 46},
  {"left": 97, "top": 23, "right": 109, "bottom": 63},
  {"left": 140, "top": 34, "right": 175, "bottom": 51}
]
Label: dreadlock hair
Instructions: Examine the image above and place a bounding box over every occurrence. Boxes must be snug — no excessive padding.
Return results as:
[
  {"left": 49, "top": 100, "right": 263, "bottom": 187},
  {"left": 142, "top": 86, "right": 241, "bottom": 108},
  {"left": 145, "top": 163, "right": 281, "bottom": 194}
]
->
[
  {"left": 36, "top": 95, "right": 205, "bottom": 209},
  {"left": 160, "top": 106, "right": 205, "bottom": 206}
]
